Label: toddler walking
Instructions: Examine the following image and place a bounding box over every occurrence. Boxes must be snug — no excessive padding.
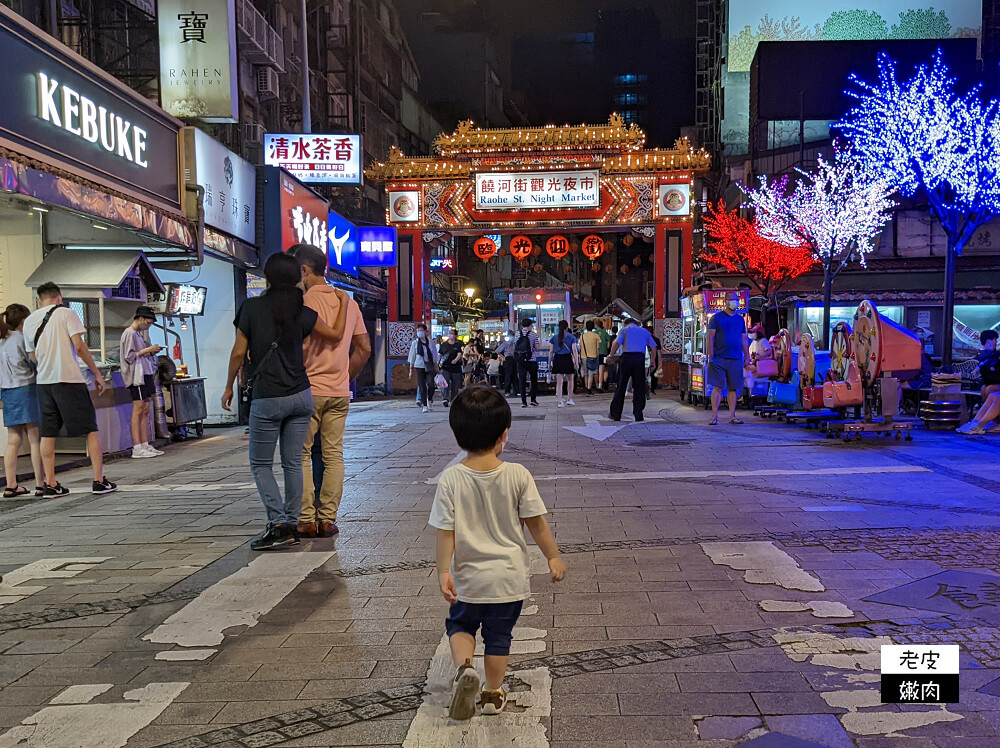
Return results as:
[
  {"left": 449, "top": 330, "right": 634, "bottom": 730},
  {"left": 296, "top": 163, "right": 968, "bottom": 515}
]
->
[{"left": 429, "top": 386, "right": 566, "bottom": 719}]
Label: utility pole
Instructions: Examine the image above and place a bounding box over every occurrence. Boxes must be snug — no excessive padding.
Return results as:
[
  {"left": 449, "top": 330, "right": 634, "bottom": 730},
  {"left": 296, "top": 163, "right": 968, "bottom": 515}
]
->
[{"left": 301, "top": 0, "right": 311, "bottom": 133}]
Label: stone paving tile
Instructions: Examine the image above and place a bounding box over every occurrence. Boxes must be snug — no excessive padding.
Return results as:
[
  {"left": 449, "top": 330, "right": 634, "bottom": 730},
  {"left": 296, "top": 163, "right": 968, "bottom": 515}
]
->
[{"left": 2, "top": 402, "right": 1000, "bottom": 747}]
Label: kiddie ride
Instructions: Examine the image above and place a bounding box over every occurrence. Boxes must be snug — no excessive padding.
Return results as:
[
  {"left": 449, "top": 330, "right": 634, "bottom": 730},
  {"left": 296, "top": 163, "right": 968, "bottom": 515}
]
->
[{"left": 756, "top": 301, "right": 921, "bottom": 441}]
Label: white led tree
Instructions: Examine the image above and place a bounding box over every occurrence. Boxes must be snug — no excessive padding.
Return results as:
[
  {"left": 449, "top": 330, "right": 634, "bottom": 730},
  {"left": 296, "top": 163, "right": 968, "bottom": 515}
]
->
[
  {"left": 743, "top": 145, "right": 896, "bottom": 348},
  {"left": 838, "top": 51, "right": 1000, "bottom": 366}
]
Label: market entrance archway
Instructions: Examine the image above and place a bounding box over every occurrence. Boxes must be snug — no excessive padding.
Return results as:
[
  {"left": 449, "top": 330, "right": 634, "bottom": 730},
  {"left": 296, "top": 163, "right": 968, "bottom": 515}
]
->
[{"left": 366, "top": 115, "right": 711, "bottom": 377}]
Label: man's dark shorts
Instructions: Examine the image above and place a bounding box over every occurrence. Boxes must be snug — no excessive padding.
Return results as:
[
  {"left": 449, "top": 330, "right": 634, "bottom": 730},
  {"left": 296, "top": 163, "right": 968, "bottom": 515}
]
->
[
  {"left": 38, "top": 383, "right": 98, "bottom": 438},
  {"left": 708, "top": 358, "right": 744, "bottom": 392},
  {"left": 445, "top": 600, "right": 524, "bottom": 656}
]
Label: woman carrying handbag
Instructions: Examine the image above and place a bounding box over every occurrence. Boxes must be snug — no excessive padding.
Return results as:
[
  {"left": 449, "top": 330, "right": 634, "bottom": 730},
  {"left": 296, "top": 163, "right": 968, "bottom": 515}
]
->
[
  {"left": 408, "top": 323, "right": 438, "bottom": 412},
  {"left": 0, "top": 304, "right": 46, "bottom": 498}
]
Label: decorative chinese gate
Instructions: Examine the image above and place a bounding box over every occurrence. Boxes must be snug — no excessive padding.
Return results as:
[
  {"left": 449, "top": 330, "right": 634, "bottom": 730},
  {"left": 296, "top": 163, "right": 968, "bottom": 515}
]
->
[{"left": 366, "top": 114, "right": 710, "bottom": 366}]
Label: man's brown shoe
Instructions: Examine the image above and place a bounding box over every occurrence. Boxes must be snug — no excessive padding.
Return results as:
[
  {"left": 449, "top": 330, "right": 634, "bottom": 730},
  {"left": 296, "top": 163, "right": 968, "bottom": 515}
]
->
[
  {"left": 297, "top": 521, "right": 318, "bottom": 538},
  {"left": 318, "top": 520, "right": 339, "bottom": 537}
]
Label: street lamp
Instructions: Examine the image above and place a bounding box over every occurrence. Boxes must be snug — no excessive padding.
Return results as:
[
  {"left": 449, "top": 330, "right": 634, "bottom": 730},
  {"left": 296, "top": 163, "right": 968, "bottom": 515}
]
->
[{"left": 464, "top": 287, "right": 475, "bottom": 299}]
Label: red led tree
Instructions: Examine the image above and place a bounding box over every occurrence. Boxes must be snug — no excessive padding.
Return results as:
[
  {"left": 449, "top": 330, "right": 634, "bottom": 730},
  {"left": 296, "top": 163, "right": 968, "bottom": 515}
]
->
[{"left": 701, "top": 200, "right": 815, "bottom": 299}]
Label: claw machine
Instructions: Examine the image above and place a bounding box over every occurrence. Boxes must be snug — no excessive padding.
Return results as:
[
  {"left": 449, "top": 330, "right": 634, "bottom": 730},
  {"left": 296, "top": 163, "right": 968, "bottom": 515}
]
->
[
  {"left": 679, "top": 288, "right": 749, "bottom": 406},
  {"left": 508, "top": 287, "right": 571, "bottom": 381}
]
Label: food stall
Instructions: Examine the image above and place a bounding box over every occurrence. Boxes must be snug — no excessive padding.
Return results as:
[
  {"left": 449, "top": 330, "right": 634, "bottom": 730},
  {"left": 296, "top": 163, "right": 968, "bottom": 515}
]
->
[
  {"left": 150, "top": 283, "right": 209, "bottom": 438},
  {"left": 508, "top": 287, "right": 571, "bottom": 380},
  {"left": 24, "top": 248, "right": 167, "bottom": 454},
  {"left": 679, "top": 288, "right": 749, "bottom": 405}
]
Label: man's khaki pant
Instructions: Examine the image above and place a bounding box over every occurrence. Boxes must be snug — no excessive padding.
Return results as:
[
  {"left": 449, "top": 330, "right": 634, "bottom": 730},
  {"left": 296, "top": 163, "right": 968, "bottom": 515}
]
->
[{"left": 300, "top": 395, "right": 349, "bottom": 523}]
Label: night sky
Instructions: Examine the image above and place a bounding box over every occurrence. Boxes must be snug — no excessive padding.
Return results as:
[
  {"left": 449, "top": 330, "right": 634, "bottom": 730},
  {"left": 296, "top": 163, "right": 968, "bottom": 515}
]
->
[{"left": 440, "top": 1, "right": 697, "bottom": 147}]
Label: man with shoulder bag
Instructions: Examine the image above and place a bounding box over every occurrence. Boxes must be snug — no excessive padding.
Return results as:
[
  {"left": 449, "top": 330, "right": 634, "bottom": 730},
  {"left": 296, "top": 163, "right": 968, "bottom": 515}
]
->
[{"left": 23, "top": 282, "right": 117, "bottom": 496}]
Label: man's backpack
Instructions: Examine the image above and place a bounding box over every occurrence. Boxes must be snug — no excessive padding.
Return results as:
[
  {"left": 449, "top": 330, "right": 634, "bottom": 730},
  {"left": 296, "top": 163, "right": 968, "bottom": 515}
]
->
[{"left": 513, "top": 332, "right": 533, "bottom": 363}]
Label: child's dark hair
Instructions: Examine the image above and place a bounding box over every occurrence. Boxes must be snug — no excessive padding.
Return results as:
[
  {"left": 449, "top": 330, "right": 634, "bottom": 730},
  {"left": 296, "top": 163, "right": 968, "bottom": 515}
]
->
[
  {"left": 449, "top": 386, "right": 511, "bottom": 453},
  {"left": 981, "top": 329, "right": 999, "bottom": 345}
]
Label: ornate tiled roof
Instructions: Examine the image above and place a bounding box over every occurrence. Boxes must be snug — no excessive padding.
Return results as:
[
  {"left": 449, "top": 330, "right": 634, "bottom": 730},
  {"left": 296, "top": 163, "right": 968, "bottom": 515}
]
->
[
  {"left": 365, "top": 122, "right": 711, "bottom": 182},
  {"left": 433, "top": 114, "right": 646, "bottom": 155}
]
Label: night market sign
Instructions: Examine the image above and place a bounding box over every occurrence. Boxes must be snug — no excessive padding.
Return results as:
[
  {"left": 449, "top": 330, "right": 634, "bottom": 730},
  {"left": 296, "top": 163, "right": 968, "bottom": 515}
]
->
[{"left": 474, "top": 170, "right": 600, "bottom": 210}]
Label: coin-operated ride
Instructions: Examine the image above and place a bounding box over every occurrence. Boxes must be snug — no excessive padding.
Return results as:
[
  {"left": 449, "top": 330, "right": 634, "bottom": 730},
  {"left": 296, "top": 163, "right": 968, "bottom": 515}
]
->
[
  {"left": 824, "top": 300, "right": 921, "bottom": 441},
  {"left": 798, "top": 333, "right": 831, "bottom": 410},
  {"left": 765, "top": 329, "right": 799, "bottom": 408}
]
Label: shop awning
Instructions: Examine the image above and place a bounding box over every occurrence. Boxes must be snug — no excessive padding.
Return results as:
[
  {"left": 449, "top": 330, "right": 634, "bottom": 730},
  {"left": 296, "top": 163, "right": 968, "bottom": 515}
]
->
[{"left": 25, "top": 248, "right": 165, "bottom": 296}]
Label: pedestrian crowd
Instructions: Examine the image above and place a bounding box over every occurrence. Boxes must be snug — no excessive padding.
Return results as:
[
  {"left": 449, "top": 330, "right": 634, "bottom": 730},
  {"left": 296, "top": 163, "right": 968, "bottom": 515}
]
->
[{"left": 411, "top": 317, "right": 662, "bottom": 420}]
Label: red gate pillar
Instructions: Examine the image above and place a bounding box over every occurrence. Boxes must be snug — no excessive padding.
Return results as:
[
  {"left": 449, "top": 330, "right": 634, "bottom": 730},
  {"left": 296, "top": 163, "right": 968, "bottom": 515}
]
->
[
  {"left": 390, "top": 229, "right": 423, "bottom": 323},
  {"left": 654, "top": 224, "right": 668, "bottom": 319}
]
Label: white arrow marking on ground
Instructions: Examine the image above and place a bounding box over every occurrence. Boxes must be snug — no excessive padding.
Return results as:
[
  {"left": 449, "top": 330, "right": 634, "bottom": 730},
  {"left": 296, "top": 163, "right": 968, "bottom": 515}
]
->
[
  {"left": 0, "top": 558, "right": 109, "bottom": 609},
  {"left": 532, "top": 464, "right": 928, "bottom": 482},
  {"left": 403, "top": 550, "right": 550, "bottom": 747},
  {"left": 0, "top": 682, "right": 188, "bottom": 748},
  {"left": 143, "top": 552, "right": 334, "bottom": 649},
  {"left": 562, "top": 414, "right": 628, "bottom": 442}
]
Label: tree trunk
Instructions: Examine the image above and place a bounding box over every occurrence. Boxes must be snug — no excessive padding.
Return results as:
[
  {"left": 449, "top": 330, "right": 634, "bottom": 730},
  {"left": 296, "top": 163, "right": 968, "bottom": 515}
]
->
[
  {"left": 822, "top": 265, "right": 833, "bottom": 350},
  {"left": 942, "top": 233, "right": 958, "bottom": 368}
]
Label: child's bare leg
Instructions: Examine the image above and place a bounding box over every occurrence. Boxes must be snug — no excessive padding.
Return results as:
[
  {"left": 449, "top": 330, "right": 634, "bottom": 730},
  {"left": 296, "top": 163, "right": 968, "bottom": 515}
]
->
[
  {"left": 449, "top": 632, "right": 475, "bottom": 668},
  {"left": 484, "top": 654, "right": 509, "bottom": 691}
]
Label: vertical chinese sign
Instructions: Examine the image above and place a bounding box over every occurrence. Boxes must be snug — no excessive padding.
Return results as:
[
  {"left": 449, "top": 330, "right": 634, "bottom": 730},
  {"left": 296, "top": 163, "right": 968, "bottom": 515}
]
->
[
  {"left": 264, "top": 133, "right": 362, "bottom": 184},
  {"left": 158, "top": 0, "right": 238, "bottom": 121}
]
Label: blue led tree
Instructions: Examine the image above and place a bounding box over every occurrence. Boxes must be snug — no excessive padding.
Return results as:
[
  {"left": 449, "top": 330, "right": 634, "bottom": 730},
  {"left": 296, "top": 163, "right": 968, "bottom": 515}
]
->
[{"left": 838, "top": 51, "right": 1000, "bottom": 366}]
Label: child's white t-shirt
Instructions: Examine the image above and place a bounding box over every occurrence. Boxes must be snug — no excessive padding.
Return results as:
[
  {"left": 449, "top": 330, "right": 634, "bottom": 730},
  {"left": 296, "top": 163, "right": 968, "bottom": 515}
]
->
[{"left": 429, "top": 462, "right": 547, "bottom": 604}]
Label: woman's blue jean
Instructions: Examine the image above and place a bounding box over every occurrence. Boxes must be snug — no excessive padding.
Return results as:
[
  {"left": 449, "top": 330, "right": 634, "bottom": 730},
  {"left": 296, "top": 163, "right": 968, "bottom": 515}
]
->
[{"left": 248, "top": 389, "right": 314, "bottom": 526}]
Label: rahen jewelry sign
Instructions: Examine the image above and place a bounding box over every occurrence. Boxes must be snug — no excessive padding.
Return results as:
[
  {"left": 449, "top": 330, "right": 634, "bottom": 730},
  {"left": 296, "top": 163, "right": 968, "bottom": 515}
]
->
[
  {"left": 158, "top": 0, "right": 238, "bottom": 121},
  {"left": 474, "top": 170, "right": 600, "bottom": 210}
]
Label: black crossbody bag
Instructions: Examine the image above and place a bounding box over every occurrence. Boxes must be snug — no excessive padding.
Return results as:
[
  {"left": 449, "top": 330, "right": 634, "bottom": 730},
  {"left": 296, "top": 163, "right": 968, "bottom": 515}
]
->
[
  {"left": 32, "top": 306, "right": 59, "bottom": 348},
  {"left": 241, "top": 341, "right": 279, "bottom": 404}
]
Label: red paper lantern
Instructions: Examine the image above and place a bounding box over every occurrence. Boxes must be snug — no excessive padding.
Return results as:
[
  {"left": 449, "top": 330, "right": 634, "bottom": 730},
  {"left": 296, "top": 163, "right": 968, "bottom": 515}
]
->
[
  {"left": 591, "top": 262, "right": 601, "bottom": 272},
  {"left": 531, "top": 245, "right": 542, "bottom": 257},
  {"left": 473, "top": 237, "right": 496, "bottom": 261},
  {"left": 533, "top": 262, "right": 543, "bottom": 272},
  {"left": 546, "top": 235, "right": 570, "bottom": 260},
  {"left": 509, "top": 235, "right": 530, "bottom": 260},
  {"left": 569, "top": 241, "right": 580, "bottom": 254},
  {"left": 620, "top": 264, "right": 629, "bottom": 274},
  {"left": 582, "top": 234, "right": 605, "bottom": 260},
  {"left": 632, "top": 256, "right": 642, "bottom": 267},
  {"left": 623, "top": 234, "right": 634, "bottom": 246},
  {"left": 604, "top": 264, "right": 613, "bottom": 273},
  {"left": 498, "top": 248, "right": 507, "bottom": 258}
]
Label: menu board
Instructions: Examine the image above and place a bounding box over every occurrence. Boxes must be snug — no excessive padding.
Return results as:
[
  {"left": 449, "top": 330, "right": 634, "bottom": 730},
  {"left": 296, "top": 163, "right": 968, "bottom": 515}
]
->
[{"left": 167, "top": 284, "right": 207, "bottom": 316}]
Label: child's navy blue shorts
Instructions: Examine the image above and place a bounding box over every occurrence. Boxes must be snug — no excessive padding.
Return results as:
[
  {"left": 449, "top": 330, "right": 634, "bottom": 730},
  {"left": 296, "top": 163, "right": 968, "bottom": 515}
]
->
[{"left": 445, "top": 600, "right": 524, "bottom": 656}]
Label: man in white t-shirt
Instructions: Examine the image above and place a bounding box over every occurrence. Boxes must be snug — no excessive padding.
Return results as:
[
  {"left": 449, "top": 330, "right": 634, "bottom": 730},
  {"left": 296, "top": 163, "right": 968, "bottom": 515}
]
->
[{"left": 23, "top": 282, "right": 117, "bottom": 496}]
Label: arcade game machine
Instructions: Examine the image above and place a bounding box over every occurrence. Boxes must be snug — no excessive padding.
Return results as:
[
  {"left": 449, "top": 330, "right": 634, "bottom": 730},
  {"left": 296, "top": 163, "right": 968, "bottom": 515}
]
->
[
  {"left": 508, "top": 287, "right": 571, "bottom": 382},
  {"left": 679, "top": 288, "right": 750, "bottom": 407},
  {"left": 824, "top": 300, "right": 921, "bottom": 441}
]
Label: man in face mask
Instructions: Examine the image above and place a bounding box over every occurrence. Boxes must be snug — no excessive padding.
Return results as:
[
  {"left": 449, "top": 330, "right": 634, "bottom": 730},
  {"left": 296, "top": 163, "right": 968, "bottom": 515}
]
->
[
  {"left": 707, "top": 291, "right": 750, "bottom": 425},
  {"left": 438, "top": 328, "right": 465, "bottom": 406}
]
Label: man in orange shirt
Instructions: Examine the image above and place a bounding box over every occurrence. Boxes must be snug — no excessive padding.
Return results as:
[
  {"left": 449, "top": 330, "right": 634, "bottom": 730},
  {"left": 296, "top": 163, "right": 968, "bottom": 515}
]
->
[{"left": 291, "top": 244, "right": 372, "bottom": 537}]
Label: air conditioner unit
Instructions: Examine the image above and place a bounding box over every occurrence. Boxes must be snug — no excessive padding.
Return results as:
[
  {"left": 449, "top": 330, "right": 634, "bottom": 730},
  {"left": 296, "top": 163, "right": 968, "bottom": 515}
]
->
[
  {"left": 243, "top": 123, "right": 265, "bottom": 145},
  {"left": 257, "top": 67, "right": 280, "bottom": 101}
]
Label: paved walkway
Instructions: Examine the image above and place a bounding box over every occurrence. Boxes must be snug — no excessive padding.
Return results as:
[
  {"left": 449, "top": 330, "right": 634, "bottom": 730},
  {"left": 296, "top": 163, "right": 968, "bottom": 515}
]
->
[{"left": 1, "top": 394, "right": 1000, "bottom": 747}]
